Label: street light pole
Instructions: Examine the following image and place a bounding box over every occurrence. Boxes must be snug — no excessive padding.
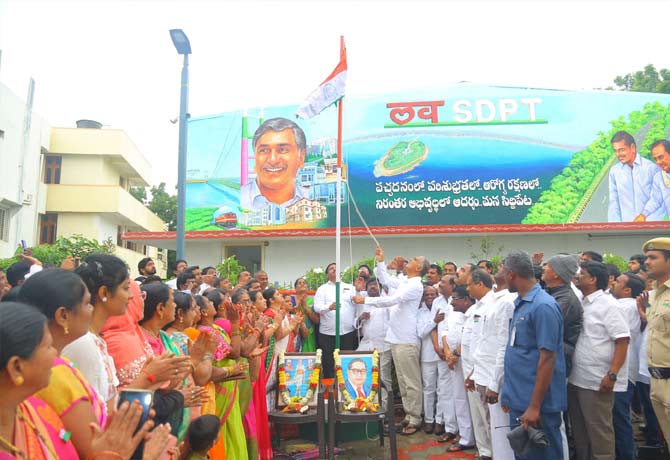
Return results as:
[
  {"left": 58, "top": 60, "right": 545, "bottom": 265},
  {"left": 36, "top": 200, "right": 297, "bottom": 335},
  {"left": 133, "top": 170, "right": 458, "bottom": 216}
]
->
[{"left": 170, "top": 29, "right": 191, "bottom": 261}]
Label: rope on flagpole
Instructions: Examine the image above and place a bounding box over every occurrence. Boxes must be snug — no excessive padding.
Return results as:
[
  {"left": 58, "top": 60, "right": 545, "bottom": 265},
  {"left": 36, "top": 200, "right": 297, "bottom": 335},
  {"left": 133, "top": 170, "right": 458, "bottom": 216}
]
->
[{"left": 346, "top": 183, "right": 380, "bottom": 247}]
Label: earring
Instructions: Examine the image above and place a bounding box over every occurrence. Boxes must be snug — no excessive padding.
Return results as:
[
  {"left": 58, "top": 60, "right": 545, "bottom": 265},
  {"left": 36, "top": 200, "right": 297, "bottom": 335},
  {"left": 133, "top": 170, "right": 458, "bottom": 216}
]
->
[
  {"left": 14, "top": 376, "right": 24, "bottom": 386},
  {"left": 159, "top": 312, "right": 164, "bottom": 319},
  {"left": 102, "top": 297, "right": 108, "bottom": 302},
  {"left": 179, "top": 317, "right": 183, "bottom": 324},
  {"left": 64, "top": 322, "right": 69, "bottom": 335}
]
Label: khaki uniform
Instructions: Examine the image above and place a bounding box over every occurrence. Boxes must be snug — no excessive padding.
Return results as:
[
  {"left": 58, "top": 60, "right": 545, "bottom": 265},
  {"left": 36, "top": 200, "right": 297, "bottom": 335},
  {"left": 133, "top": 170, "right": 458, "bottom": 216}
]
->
[{"left": 647, "top": 279, "right": 670, "bottom": 443}]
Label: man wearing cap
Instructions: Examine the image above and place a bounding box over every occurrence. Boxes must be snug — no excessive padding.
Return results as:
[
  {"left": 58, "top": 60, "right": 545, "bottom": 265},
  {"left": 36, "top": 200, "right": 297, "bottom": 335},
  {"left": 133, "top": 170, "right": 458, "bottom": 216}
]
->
[
  {"left": 642, "top": 237, "right": 670, "bottom": 444},
  {"left": 542, "top": 254, "right": 583, "bottom": 378}
]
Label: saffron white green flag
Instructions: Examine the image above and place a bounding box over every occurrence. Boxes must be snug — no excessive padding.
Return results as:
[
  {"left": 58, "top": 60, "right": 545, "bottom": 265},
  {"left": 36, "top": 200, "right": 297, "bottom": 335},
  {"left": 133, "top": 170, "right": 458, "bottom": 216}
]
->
[{"left": 297, "top": 47, "right": 347, "bottom": 119}]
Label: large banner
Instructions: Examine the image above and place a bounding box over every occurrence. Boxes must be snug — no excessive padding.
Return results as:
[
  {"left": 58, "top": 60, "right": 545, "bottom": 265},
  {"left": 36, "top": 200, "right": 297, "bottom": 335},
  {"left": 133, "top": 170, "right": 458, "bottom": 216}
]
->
[{"left": 185, "top": 84, "right": 670, "bottom": 233}]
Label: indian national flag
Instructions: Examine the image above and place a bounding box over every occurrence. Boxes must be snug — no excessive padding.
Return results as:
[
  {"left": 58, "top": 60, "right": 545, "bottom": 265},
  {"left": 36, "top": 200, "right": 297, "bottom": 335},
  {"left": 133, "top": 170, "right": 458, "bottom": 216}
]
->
[{"left": 297, "top": 45, "right": 347, "bottom": 119}]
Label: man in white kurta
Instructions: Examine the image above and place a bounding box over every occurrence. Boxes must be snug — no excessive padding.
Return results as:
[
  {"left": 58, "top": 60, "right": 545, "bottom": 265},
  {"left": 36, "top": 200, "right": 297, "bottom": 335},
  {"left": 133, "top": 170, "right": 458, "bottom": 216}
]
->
[
  {"left": 439, "top": 284, "right": 475, "bottom": 449},
  {"left": 353, "top": 246, "right": 428, "bottom": 433}
]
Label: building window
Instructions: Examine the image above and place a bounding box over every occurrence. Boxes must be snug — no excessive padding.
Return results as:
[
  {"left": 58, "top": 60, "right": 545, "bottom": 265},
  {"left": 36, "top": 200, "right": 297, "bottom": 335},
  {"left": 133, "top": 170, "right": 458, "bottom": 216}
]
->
[
  {"left": 0, "top": 208, "right": 9, "bottom": 242},
  {"left": 44, "top": 156, "right": 62, "bottom": 184},
  {"left": 39, "top": 214, "right": 58, "bottom": 244}
]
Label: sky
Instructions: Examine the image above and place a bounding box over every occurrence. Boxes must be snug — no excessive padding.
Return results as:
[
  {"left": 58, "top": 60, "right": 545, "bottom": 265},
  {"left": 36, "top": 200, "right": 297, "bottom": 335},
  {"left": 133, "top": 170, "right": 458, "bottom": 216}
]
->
[{"left": 1, "top": 0, "right": 669, "bottom": 190}]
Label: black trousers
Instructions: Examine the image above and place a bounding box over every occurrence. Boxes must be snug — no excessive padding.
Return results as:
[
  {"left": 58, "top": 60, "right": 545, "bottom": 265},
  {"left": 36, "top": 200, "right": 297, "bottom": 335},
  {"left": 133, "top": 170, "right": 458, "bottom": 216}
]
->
[{"left": 318, "top": 330, "right": 358, "bottom": 378}]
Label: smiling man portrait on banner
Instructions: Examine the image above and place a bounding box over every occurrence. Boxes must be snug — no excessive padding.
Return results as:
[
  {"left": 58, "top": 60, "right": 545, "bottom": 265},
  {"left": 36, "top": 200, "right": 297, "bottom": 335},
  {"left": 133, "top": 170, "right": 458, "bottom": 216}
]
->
[{"left": 240, "top": 117, "right": 309, "bottom": 211}]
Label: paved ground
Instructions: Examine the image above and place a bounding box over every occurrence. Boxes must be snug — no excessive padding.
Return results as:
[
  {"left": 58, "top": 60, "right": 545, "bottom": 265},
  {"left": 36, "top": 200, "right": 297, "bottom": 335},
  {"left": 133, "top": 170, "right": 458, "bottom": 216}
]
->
[{"left": 275, "top": 417, "right": 656, "bottom": 460}]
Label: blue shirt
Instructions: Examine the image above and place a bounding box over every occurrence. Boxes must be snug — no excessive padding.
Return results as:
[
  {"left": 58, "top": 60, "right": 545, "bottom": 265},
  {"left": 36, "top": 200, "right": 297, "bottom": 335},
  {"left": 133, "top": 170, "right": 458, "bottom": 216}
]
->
[
  {"left": 608, "top": 154, "right": 656, "bottom": 222},
  {"left": 642, "top": 170, "right": 670, "bottom": 221},
  {"left": 502, "top": 283, "right": 567, "bottom": 414}
]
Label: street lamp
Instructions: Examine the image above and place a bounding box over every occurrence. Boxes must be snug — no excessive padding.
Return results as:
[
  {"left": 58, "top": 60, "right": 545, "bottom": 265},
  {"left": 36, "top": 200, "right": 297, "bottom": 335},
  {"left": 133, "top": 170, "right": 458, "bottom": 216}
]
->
[{"left": 169, "top": 29, "right": 190, "bottom": 260}]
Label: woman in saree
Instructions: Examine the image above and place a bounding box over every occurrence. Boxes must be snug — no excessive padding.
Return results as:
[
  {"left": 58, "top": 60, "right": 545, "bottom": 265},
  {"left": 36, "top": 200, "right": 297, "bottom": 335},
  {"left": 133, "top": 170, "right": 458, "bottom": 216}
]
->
[
  {"left": 230, "top": 289, "right": 272, "bottom": 460},
  {"left": 101, "top": 280, "right": 192, "bottom": 389},
  {"left": 0, "top": 302, "right": 79, "bottom": 460},
  {"left": 202, "top": 289, "right": 249, "bottom": 460},
  {"left": 139, "top": 284, "right": 211, "bottom": 441},
  {"left": 294, "top": 277, "right": 319, "bottom": 352},
  {"left": 18, "top": 269, "right": 105, "bottom": 459},
  {"left": 0, "top": 302, "right": 162, "bottom": 460},
  {"left": 262, "top": 287, "right": 303, "bottom": 410}
]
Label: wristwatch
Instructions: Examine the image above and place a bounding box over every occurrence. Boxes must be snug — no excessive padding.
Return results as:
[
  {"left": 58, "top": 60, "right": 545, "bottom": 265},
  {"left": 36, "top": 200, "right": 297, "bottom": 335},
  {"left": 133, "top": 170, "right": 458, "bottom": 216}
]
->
[{"left": 607, "top": 371, "right": 617, "bottom": 381}]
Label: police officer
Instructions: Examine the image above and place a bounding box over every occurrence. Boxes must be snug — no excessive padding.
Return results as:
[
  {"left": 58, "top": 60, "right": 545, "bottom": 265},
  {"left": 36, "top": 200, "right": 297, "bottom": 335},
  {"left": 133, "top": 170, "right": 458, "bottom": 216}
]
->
[{"left": 641, "top": 237, "right": 670, "bottom": 444}]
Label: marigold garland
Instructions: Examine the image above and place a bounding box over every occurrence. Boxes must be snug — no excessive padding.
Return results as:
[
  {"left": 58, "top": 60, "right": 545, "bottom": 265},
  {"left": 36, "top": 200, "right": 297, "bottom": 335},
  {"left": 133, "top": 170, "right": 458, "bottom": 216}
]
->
[
  {"left": 334, "top": 349, "right": 380, "bottom": 412},
  {"left": 278, "top": 349, "right": 322, "bottom": 413}
]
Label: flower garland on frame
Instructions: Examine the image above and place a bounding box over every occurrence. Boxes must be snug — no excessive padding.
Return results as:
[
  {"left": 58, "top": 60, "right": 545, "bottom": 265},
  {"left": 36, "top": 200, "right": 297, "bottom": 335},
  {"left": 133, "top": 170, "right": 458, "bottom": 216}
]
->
[
  {"left": 334, "top": 349, "right": 380, "bottom": 413},
  {"left": 278, "top": 349, "right": 322, "bottom": 413}
]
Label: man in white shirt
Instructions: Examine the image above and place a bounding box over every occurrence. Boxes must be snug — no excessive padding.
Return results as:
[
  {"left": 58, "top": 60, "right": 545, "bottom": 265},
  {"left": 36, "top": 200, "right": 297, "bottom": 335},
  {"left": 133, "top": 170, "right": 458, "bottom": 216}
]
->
[
  {"left": 199, "top": 266, "right": 217, "bottom": 294},
  {"left": 355, "top": 279, "right": 393, "bottom": 411},
  {"left": 462, "top": 269, "right": 495, "bottom": 458},
  {"left": 608, "top": 130, "right": 656, "bottom": 222},
  {"left": 313, "top": 262, "right": 357, "bottom": 378},
  {"left": 352, "top": 246, "right": 428, "bottom": 435},
  {"left": 474, "top": 269, "right": 516, "bottom": 460},
  {"left": 569, "top": 261, "right": 630, "bottom": 460},
  {"left": 432, "top": 275, "right": 458, "bottom": 438},
  {"left": 417, "top": 285, "right": 446, "bottom": 433},
  {"left": 611, "top": 272, "right": 645, "bottom": 460},
  {"left": 440, "top": 284, "right": 475, "bottom": 451},
  {"left": 166, "top": 259, "right": 188, "bottom": 290}
]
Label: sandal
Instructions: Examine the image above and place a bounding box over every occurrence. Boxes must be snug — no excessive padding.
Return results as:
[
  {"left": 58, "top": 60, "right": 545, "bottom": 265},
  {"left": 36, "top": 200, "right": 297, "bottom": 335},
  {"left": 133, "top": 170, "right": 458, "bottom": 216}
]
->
[
  {"left": 437, "top": 432, "right": 458, "bottom": 443},
  {"left": 401, "top": 425, "right": 420, "bottom": 436},
  {"left": 447, "top": 443, "right": 476, "bottom": 452}
]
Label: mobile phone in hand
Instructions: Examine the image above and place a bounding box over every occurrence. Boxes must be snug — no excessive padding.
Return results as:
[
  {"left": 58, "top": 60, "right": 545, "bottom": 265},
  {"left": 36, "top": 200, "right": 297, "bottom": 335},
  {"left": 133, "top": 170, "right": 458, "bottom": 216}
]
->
[
  {"left": 118, "top": 389, "right": 153, "bottom": 459},
  {"left": 20, "top": 240, "right": 27, "bottom": 251}
]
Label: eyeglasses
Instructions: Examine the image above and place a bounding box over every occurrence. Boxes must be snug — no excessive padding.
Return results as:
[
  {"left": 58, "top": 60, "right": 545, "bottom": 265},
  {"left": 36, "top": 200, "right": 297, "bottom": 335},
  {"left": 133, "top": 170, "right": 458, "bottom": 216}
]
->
[{"left": 349, "top": 368, "right": 366, "bottom": 375}]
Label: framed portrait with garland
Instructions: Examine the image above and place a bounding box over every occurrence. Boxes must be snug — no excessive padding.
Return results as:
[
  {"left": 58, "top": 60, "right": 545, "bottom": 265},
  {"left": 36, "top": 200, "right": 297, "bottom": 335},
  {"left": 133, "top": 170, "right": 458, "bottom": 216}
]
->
[
  {"left": 334, "top": 349, "right": 380, "bottom": 412},
  {"left": 277, "top": 351, "right": 322, "bottom": 411}
]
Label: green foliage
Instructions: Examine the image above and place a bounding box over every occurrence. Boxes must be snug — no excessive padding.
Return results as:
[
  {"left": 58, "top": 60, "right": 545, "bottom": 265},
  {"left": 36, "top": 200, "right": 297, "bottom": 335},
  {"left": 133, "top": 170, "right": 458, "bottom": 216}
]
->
[
  {"left": 0, "top": 235, "right": 115, "bottom": 270},
  {"left": 341, "top": 256, "right": 376, "bottom": 284},
  {"left": 614, "top": 64, "right": 670, "bottom": 94},
  {"left": 603, "top": 253, "right": 628, "bottom": 274},
  {"left": 523, "top": 102, "right": 670, "bottom": 224},
  {"left": 186, "top": 207, "right": 221, "bottom": 231},
  {"left": 304, "top": 266, "right": 327, "bottom": 291},
  {"left": 147, "top": 183, "right": 177, "bottom": 231},
  {"left": 129, "top": 183, "right": 176, "bottom": 231},
  {"left": 216, "top": 255, "right": 246, "bottom": 285},
  {"left": 129, "top": 186, "right": 147, "bottom": 203},
  {"left": 467, "top": 236, "right": 504, "bottom": 264}
]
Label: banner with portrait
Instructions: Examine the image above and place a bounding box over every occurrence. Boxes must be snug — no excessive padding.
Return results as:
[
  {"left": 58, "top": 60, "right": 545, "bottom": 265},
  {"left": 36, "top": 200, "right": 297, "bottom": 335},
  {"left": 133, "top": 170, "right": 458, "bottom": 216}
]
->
[{"left": 185, "top": 84, "right": 670, "bottom": 234}]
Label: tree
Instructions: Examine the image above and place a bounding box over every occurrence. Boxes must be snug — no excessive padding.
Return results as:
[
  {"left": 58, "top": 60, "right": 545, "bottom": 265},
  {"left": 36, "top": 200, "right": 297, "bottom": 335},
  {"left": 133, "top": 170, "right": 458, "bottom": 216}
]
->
[
  {"left": 129, "top": 186, "right": 147, "bottom": 203},
  {"left": 147, "top": 183, "right": 177, "bottom": 231},
  {"left": 129, "top": 183, "right": 177, "bottom": 231},
  {"left": 613, "top": 64, "right": 670, "bottom": 94}
]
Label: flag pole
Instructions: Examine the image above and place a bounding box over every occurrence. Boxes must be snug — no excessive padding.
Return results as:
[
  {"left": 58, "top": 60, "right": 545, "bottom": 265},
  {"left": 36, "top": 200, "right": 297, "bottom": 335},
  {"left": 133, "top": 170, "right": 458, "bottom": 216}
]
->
[{"left": 335, "top": 35, "right": 345, "bottom": 350}]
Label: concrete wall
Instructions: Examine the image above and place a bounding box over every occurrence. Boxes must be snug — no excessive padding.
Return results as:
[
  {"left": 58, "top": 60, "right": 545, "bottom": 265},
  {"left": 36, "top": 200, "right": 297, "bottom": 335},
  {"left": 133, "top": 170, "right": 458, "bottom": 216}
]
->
[
  {"left": 180, "top": 232, "right": 659, "bottom": 285},
  {"left": 0, "top": 82, "right": 50, "bottom": 257},
  {"left": 59, "top": 155, "right": 118, "bottom": 186}
]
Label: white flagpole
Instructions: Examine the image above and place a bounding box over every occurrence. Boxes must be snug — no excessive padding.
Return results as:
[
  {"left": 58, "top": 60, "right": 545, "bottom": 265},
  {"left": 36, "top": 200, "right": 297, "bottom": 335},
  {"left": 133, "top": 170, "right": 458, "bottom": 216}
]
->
[{"left": 335, "top": 35, "right": 345, "bottom": 349}]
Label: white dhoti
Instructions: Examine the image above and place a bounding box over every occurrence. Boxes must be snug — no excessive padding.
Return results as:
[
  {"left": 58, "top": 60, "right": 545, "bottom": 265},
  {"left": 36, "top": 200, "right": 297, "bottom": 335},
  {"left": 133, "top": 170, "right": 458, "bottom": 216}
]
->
[
  {"left": 450, "top": 360, "right": 474, "bottom": 446},
  {"left": 437, "top": 360, "right": 457, "bottom": 432},
  {"left": 421, "top": 360, "right": 439, "bottom": 423},
  {"left": 488, "top": 401, "right": 515, "bottom": 460},
  {"left": 468, "top": 385, "right": 492, "bottom": 457}
]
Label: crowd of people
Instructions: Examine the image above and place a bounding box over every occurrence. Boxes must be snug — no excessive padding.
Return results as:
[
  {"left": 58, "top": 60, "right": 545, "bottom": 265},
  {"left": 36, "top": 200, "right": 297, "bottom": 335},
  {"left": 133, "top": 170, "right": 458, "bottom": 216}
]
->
[{"left": 0, "top": 236, "right": 669, "bottom": 460}]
